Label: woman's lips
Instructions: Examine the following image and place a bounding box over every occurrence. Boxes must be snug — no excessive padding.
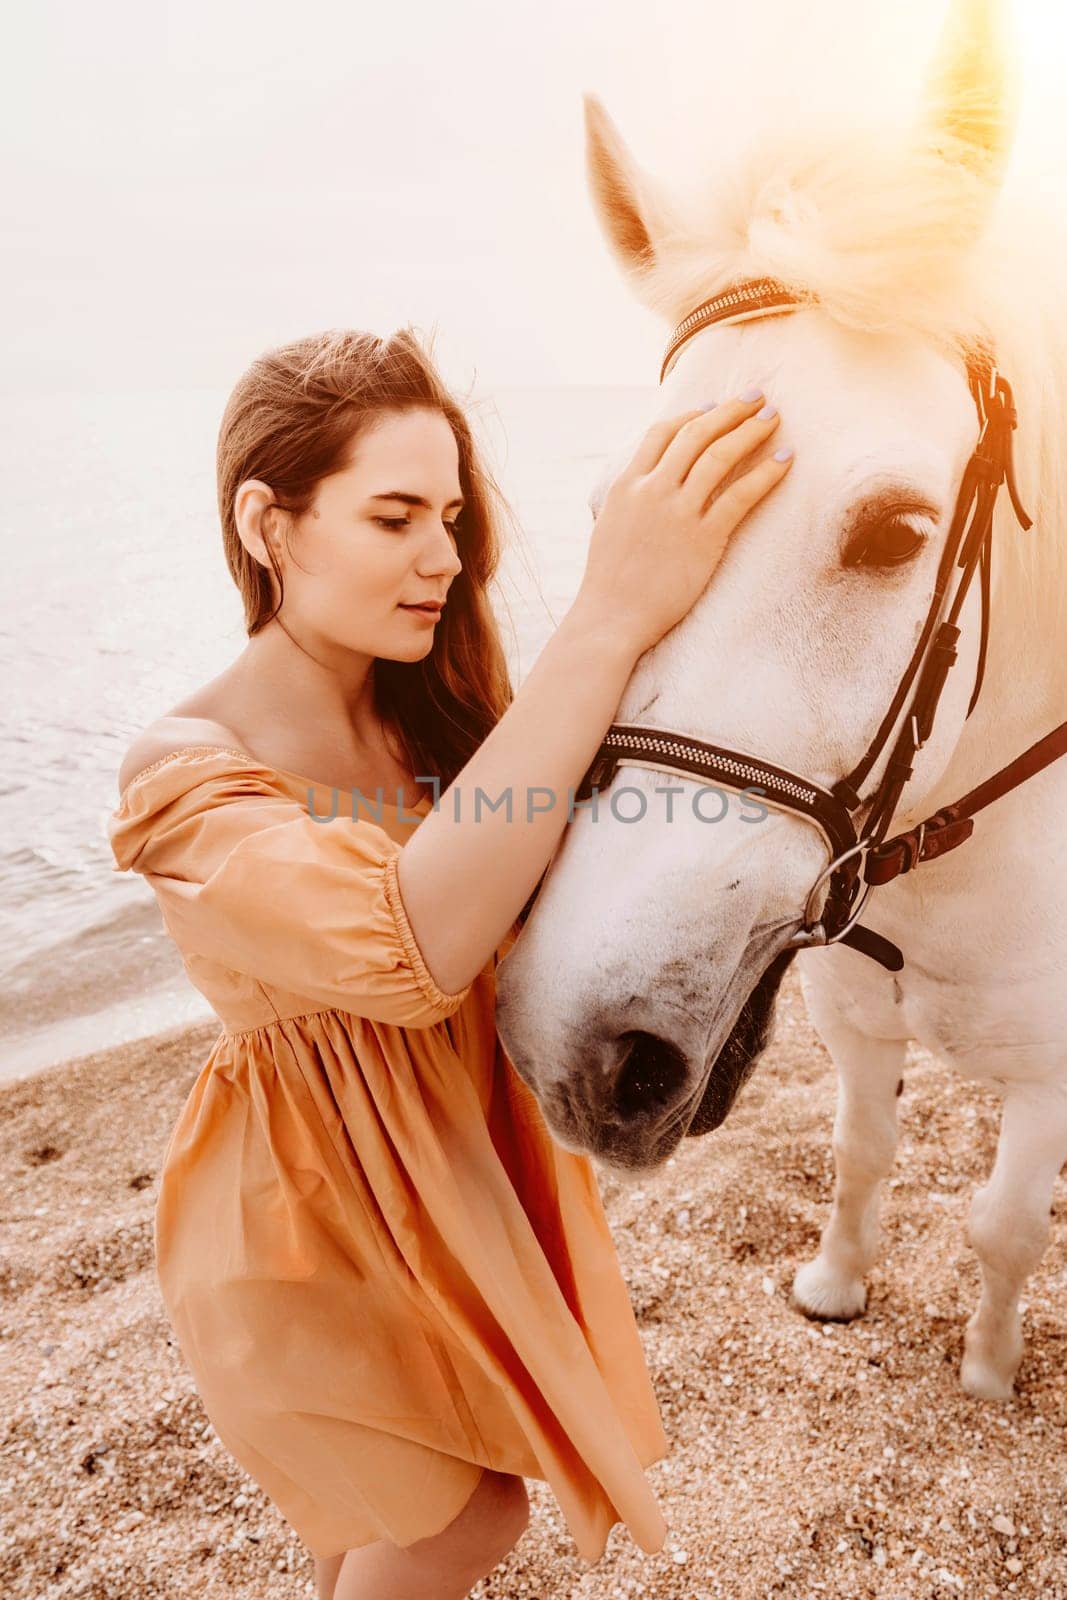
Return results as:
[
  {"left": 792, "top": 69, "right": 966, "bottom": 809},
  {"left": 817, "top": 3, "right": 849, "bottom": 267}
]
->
[{"left": 400, "top": 603, "right": 442, "bottom": 619}]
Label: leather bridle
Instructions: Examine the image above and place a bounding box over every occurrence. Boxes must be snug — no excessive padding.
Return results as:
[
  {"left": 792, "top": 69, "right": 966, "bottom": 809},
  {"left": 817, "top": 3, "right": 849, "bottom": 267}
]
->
[{"left": 574, "top": 277, "right": 1067, "bottom": 972}]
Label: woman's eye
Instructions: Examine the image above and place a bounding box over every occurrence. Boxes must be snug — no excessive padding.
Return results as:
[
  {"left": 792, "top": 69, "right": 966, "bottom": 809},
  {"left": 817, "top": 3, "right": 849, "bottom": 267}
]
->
[
  {"left": 373, "top": 515, "right": 461, "bottom": 536},
  {"left": 843, "top": 519, "right": 928, "bottom": 571}
]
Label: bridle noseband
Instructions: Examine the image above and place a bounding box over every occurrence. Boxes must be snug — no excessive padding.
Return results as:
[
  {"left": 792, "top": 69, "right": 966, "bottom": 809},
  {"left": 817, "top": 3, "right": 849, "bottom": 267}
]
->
[{"left": 572, "top": 277, "right": 1067, "bottom": 973}]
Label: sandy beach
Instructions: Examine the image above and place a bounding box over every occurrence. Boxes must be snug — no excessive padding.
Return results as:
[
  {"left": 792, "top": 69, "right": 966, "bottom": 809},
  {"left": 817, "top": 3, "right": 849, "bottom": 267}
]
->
[{"left": 2, "top": 969, "right": 1064, "bottom": 1600}]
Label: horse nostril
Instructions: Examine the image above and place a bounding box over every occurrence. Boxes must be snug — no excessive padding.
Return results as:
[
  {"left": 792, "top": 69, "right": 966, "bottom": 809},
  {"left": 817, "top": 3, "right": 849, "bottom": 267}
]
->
[{"left": 613, "top": 1031, "right": 689, "bottom": 1122}]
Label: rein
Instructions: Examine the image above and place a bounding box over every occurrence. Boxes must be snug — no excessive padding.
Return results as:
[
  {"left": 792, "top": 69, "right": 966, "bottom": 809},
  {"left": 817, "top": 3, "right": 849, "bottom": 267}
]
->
[{"left": 574, "top": 278, "right": 1067, "bottom": 972}]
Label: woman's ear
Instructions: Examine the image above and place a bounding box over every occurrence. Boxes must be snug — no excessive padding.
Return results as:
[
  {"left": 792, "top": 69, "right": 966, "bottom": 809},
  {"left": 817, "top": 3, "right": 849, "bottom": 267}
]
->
[{"left": 234, "top": 479, "right": 281, "bottom": 569}]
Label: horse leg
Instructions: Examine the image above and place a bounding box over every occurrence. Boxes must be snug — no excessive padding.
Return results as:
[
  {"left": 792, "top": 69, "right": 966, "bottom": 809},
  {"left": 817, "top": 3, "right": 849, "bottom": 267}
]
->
[
  {"left": 960, "top": 1084, "right": 1067, "bottom": 1401},
  {"left": 792, "top": 984, "right": 908, "bottom": 1320}
]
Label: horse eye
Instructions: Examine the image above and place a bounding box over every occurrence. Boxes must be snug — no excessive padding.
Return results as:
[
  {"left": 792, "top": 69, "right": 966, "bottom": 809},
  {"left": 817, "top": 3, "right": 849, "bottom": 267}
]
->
[{"left": 842, "top": 519, "right": 928, "bottom": 571}]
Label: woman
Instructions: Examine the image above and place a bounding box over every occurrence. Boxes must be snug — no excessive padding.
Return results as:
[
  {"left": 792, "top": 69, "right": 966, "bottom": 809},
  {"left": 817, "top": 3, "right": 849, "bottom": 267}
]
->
[{"left": 108, "top": 327, "right": 792, "bottom": 1600}]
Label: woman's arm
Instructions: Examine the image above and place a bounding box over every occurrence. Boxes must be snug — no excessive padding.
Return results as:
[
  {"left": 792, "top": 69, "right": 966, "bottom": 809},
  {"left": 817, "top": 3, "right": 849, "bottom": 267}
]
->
[{"left": 397, "top": 396, "right": 793, "bottom": 993}]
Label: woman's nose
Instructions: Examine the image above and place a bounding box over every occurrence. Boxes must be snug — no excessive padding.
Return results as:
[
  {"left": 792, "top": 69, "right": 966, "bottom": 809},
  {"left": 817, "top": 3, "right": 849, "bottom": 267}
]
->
[{"left": 426, "top": 527, "right": 463, "bottom": 577}]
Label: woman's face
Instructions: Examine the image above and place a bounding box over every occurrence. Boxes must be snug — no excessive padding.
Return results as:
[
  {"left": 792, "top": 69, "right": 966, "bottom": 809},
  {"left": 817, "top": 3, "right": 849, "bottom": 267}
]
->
[{"left": 266, "top": 406, "right": 465, "bottom": 661}]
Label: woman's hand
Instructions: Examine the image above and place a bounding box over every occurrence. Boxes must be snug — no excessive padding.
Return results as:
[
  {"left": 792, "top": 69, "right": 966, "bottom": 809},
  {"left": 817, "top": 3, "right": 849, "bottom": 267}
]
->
[{"left": 572, "top": 393, "right": 793, "bottom": 658}]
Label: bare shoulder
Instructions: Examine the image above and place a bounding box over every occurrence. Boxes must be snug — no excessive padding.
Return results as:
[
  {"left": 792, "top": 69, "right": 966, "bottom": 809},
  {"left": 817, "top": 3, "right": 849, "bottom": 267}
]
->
[{"left": 117, "top": 715, "right": 251, "bottom": 799}]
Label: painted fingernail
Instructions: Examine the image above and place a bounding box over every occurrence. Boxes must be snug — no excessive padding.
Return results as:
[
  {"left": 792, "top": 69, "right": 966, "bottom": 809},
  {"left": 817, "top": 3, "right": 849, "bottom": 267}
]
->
[
  {"left": 698, "top": 400, "right": 718, "bottom": 413},
  {"left": 757, "top": 403, "right": 778, "bottom": 420},
  {"left": 774, "top": 446, "right": 794, "bottom": 461},
  {"left": 738, "top": 385, "right": 764, "bottom": 402}
]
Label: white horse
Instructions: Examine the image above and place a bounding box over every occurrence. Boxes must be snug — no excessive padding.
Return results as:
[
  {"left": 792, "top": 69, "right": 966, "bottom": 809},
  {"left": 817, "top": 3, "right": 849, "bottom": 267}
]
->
[{"left": 495, "top": 0, "right": 1067, "bottom": 1402}]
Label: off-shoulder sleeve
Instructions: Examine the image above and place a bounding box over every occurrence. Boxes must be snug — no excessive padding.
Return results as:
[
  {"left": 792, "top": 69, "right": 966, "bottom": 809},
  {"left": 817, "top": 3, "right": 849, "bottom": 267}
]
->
[{"left": 108, "top": 751, "right": 473, "bottom": 1029}]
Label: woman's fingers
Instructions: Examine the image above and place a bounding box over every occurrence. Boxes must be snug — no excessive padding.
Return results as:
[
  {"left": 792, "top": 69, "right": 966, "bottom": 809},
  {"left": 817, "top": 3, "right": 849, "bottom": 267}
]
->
[
  {"left": 682, "top": 409, "right": 785, "bottom": 512},
  {"left": 653, "top": 394, "right": 771, "bottom": 484},
  {"left": 621, "top": 394, "right": 778, "bottom": 483},
  {"left": 573, "top": 388, "right": 795, "bottom": 660},
  {"left": 703, "top": 449, "right": 794, "bottom": 534},
  {"left": 621, "top": 408, "right": 708, "bottom": 477}
]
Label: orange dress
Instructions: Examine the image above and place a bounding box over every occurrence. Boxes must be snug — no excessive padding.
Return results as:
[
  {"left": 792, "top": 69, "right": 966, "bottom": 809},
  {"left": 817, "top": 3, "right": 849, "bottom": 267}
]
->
[{"left": 107, "top": 745, "right": 668, "bottom": 1563}]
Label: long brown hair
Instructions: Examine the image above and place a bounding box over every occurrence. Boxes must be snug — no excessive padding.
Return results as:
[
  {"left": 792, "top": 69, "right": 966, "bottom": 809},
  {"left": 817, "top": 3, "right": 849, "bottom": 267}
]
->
[{"left": 216, "top": 327, "right": 515, "bottom": 793}]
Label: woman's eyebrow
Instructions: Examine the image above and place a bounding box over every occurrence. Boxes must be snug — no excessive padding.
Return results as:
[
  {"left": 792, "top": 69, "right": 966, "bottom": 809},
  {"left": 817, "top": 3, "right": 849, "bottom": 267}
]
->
[{"left": 367, "top": 492, "right": 465, "bottom": 511}]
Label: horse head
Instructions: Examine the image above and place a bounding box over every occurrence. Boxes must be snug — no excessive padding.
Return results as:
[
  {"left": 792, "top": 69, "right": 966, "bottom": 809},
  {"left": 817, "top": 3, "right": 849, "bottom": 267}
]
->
[{"left": 495, "top": 0, "right": 1046, "bottom": 1175}]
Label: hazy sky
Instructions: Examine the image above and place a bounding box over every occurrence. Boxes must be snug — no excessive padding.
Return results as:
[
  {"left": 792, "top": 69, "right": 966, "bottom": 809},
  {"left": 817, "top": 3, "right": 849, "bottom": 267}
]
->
[{"left": 4, "top": 0, "right": 1063, "bottom": 392}]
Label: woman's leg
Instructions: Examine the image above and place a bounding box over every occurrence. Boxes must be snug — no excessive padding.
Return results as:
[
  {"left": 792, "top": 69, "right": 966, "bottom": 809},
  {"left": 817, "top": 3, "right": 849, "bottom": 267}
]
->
[
  {"left": 314, "top": 1550, "right": 346, "bottom": 1600},
  {"left": 333, "top": 1469, "right": 529, "bottom": 1600}
]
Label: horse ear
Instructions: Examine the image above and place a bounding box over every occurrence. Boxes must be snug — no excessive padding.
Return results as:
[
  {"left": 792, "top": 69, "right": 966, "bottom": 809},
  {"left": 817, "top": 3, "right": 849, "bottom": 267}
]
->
[
  {"left": 918, "top": 0, "right": 1022, "bottom": 189},
  {"left": 582, "top": 94, "right": 675, "bottom": 288}
]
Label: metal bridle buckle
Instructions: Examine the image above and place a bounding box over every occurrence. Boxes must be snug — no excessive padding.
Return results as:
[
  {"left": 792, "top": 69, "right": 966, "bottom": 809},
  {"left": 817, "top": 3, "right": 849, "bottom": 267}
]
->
[{"left": 787, "top": 836, "right": 876, "bottom": 950}]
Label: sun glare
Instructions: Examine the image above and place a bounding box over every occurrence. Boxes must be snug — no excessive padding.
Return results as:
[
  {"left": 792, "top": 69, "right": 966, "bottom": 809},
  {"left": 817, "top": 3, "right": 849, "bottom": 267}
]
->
[
  {"left": 1013, "top": 0, "right": 1067, "bottom": 95},
  {"left": 995, "top": 0, "right": 1067, "bottom": 173}
]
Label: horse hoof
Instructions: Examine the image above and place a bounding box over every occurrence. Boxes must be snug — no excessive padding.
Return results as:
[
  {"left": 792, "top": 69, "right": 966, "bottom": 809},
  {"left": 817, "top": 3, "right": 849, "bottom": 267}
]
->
[
  {"left": 792, "top": 1259, "right": 867, "bottom": 1321},
  {"left": 960, "top": 1357, "right": 1016, "bottom": 1402},
  {"left": 961, "top": 1313, "right": 1022, "bottom": 1401}
]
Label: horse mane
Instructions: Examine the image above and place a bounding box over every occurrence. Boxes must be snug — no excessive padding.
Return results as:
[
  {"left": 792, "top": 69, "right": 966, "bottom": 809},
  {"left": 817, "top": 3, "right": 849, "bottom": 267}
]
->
[{"left": 632, "top": 109, "right": 1067, "bottom": 707}]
